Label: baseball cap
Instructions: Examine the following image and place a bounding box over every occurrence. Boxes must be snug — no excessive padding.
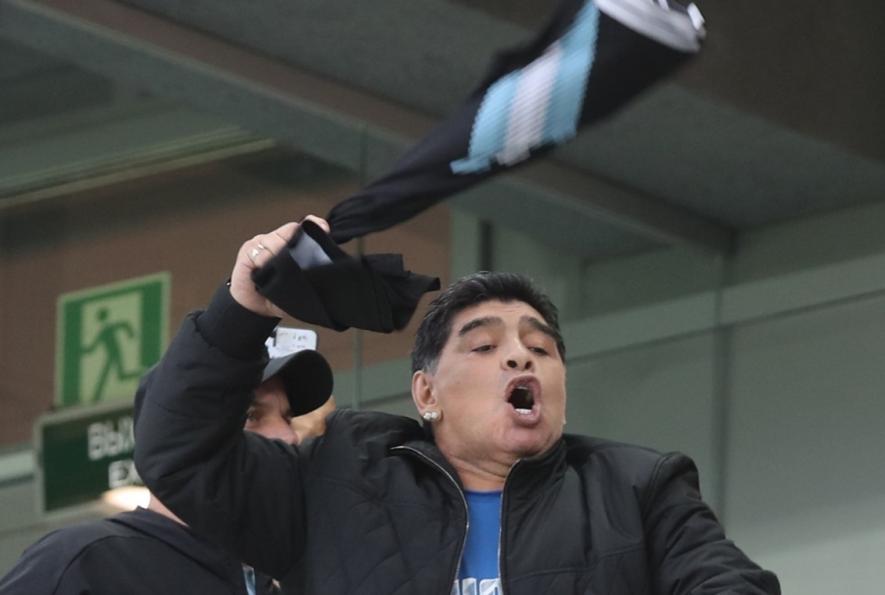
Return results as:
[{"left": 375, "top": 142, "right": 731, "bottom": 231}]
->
[
  {"left": 261, "top": 349, "right": 333, "bottom": 416},
  {"left": 133, "top": 348, "right": 333, "bottom": 427}
]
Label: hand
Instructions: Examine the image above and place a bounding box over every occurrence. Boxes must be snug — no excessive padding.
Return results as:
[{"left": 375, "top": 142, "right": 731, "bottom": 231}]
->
[{"left": 229, "top": 215, "right": 330, "bottom": 317}]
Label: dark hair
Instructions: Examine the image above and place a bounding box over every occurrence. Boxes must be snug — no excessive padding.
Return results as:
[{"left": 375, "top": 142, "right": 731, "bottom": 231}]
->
[{"left": 410, "top": 271, "right": 566, "bottom": 373}]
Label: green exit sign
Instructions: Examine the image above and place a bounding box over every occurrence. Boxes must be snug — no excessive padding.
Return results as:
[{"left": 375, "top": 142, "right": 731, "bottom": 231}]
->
[
  {"left": 35, "top": 399, "right": 142, "bottom": 514},
  {"left": 56, "top": 273, "right": 169, "bottom": 408}
]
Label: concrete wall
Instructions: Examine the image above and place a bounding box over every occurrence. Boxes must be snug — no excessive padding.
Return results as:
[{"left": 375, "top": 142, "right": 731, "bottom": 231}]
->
[{"left": 726, "top": 295, "right": 885, "bottom": 594}]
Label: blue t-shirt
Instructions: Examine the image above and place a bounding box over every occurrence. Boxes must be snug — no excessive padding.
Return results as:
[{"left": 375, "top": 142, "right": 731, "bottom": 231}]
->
[{"left": 455, "top": 490, "right": 502, "bottom": 595}]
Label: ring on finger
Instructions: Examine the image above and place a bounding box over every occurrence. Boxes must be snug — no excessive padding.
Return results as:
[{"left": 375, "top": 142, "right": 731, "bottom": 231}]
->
[{"left": 248, "top": 243, "right": 268, "bottom": 262}]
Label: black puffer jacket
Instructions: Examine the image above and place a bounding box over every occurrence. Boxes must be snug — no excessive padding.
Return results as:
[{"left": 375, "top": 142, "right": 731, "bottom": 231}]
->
[
  {"left": 0, "top": 508, "right": 278, "bottom": 595},
  {"left": 135, "top": 288, "right": 780, "bottom": 595}
]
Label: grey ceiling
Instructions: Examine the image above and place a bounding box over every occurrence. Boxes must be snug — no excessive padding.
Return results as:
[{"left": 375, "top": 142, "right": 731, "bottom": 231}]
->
[{"left": 1, "top": 0, "right": 883, "bottom": 259}]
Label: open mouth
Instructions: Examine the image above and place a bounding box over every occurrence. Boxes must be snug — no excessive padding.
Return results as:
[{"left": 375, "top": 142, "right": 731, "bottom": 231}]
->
[{"left": 507, "top": 382, "right": 537, "bottom": 416}]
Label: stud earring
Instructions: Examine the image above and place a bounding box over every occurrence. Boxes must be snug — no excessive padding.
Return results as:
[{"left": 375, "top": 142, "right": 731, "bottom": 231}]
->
[{"left": 422, "top": 410, "right": 441, "bottom": 422}]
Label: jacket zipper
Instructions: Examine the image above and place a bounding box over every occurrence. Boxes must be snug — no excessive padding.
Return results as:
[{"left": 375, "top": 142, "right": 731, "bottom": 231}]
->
[
  {"left": 497, "top": 460, "right": 522, "bottom": 595},
  {"left": 391, "top": 445, "right": 470, "bottom": 594}
]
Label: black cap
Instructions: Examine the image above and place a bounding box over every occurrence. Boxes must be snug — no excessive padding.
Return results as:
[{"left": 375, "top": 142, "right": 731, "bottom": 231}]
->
[
  {"left": 133, "top": 350, "right": 333, "bottom": 428},
  {"left": 261, "top": 349, "right": 334, "bottom": 416}
]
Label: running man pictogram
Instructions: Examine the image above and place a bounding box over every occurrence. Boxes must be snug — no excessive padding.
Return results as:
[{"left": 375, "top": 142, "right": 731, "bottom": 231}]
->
[
  {"left": 81, "top": 307, "right": 144, "bottom": 403},
  {"left": 57, "top": 273, "right": 169, "bottom": 408}
]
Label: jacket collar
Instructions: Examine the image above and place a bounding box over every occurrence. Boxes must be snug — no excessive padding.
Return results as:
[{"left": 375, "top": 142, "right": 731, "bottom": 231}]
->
[
  {"left": 505, "top": 438, "right": 568, "bottom": 503},
  {"left": 396, "top": 437, "right": 465, "bottom": 488},
  {"left": 396, "top": 434, "right": 569, "bottom": 497}
]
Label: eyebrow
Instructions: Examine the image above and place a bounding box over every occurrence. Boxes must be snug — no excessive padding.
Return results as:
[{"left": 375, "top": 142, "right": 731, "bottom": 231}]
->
[
  {"left": 457, "top": 316, "right": 503, "bottom": 337},
  {"left": 457, "top": 314, "right": 557, "bottom": 342},
  {"left": 521, "top": 316, "right": 558, "bottom": 342}
]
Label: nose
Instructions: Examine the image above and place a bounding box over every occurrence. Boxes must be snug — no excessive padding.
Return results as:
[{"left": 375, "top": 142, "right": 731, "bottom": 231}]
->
[{"left": 504, "top": 342, "right": 534, "bottom": 371}]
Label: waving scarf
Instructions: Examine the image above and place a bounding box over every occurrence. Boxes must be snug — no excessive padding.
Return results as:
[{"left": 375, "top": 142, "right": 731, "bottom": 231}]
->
[{"left": 255, "top": 0, "right": 705, "bottom": 332}]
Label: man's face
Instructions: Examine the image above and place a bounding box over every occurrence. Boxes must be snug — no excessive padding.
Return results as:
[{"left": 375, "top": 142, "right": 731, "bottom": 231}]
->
[
  {"left": 414, "top": 299, "right": 567, "bottom": 467},
  {"left": 246, "top": 376, "right": 297, "bottom": 445}
]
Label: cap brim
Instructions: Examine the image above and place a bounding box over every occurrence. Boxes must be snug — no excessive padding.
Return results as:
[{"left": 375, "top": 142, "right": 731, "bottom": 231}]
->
[{"left": 262, "top": 349, "right": 334, "bottom": 416}]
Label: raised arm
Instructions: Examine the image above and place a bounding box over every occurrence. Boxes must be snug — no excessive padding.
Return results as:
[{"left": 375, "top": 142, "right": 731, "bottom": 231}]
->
[{"left": 133, "top": 217, "right": 328, "bottom": 578}]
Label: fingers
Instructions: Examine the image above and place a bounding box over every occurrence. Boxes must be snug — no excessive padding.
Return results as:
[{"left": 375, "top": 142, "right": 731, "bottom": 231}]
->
[
  {"left": 302, "top": 215, "right": 330, "bottom": 234},
  {"left": 271, "top": 216, "right": 329, "bottom": 244},
  {"left": 240, "top": 237, "right": 272, "bottom": 271},
  {"left": 269, "top": 221, "right": 301, "bottom": 245},
  {"left": 245, "top": 240, "right": 271, "bottom": 266},
  {"left": 244, "top": 216, "right": 330, "bottom": 267},
  {"left": 228, "top": 215, "right": 330, "bottom": 317},
  {"left": 244, "top": 230, "right": 286, "bottom": 269}
]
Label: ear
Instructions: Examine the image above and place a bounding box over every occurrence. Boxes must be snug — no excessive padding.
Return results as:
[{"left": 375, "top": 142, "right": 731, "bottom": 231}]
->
[{"left": 411, "top": 369, "right": 438, "bottom": 413}]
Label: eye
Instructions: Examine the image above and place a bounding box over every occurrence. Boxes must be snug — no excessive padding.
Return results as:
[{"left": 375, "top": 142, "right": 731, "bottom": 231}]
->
[
  {"left": 245, "top": 408, "right": 259, "bottom": 422},
  {"left": 529, "top": 346, "right": 549, "bottom": 356},
  {"left": 472, "top": 344, "right": 495, "bottom": 353}
]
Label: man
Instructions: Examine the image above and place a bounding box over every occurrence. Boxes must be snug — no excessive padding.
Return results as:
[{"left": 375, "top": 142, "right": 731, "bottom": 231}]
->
[
  {"left": 134, "top": 217, "right": 780, "bottom": 594},
  {"left": 0, "top": 348, "right": 334, "bottom": 595}
]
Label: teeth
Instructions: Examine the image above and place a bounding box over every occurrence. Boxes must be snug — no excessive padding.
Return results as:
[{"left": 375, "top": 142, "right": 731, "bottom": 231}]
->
[{"left": 508, "top": 383, "right": 537, "bottom": 412}]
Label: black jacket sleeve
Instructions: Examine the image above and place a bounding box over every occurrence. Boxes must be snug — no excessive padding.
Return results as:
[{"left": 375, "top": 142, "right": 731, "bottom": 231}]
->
[
  {"left": 642, "top": 453, "right": 781, "bottom": 594},
  {"left": 133, "top": 284, "right": 305, "bottom": 578}
]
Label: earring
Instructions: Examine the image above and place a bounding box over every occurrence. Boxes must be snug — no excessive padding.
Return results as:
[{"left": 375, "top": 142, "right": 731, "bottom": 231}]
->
[{"left": 422, "top": 410, "right": 440, "bottom": 422}]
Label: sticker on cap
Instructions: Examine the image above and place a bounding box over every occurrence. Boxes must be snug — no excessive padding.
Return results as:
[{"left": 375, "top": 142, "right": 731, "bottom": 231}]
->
[{"left": 265, "top": 327, "right": 318, "bottom": 358}]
